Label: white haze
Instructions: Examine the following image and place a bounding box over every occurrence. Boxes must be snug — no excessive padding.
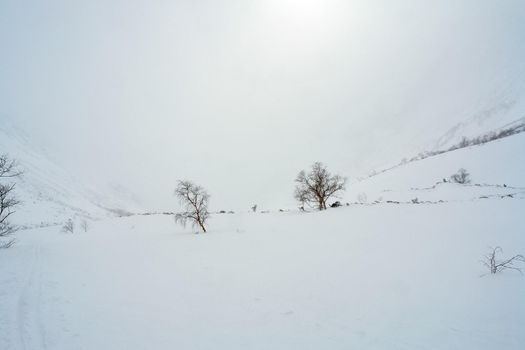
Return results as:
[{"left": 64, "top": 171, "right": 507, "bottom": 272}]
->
[{"left": 1, "top": 0, "right": 524, "bottom": 211}]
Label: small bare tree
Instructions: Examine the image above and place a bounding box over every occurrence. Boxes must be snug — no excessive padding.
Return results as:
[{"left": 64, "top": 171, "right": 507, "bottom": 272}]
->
[
  {"left": 450, "top": 168, "right": 471, "bottom": 184},
  {"left": 294, "top": 162, "right": 347, "bottom": 210},
  {"left": 80, "top": 219, "right": 89, "bottom": 232},
  {"left": 62, "top": 219, "right": 74, "bottom": 234},
  {"left": 482, "top": 247, "right": 524, "bottom": 275},
  {"left": 174, "top": 180, "right": 210, "bottom": 233},
  {"left": 0, "top": 154, "right": 22, "bottom": 248}
]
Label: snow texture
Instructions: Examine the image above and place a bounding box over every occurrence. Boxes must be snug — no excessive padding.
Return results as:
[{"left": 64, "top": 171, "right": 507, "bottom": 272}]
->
[{"left": 0, "top": 131, "right": 524, "bottom": 349}]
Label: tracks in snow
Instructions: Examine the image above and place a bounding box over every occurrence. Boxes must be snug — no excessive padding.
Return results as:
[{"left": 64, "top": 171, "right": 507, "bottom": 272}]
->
[{"left": 17, "top": 245, "right": 47, "bottom": 350}]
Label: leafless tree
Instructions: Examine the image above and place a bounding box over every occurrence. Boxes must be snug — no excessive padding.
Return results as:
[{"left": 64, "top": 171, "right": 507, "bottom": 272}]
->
[
  {"left": 62, "top": 219, "right": 74, "bottom": 234},
  {"left": 0, "top": 154, "right": 22, "bottom": 248},
  {"left": 450, "top": 168, "right": 471, "bottom": 184},
  {"left": 0, "top": 155, "right": 22, "bottom": 178},
  {"left": 80, "top": 219, "right": 89, "bottom": 232},
  {"left": 174, "top": 180, "right": 210, "bottom": 233},
  {"left": 294, "top": 162, "right": 347, "bottom": 210},
  {"left": 482, "top": 247, "right": 525, "bottom": 275}
]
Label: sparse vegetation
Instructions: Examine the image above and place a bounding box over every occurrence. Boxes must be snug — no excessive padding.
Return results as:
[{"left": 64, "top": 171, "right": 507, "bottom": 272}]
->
[
  {"left": 174, "top": 180, "right": 210, "bottom": 233},
  {"left": 62, "top": 219, "right": 75, "bottom": 234},
  {"left": 482, "top": 247, "right": 524, "bottom": 275},
  {"left": 0, "top": 154, "right": 22, "bottom": 249},
  {"left": 294, "top": 162, "right": 347, "bottom": 211},
  {"left": 367, "top": 121, "right": 525, "bottom": 182},
  {"left": 450, "top": 168, "right": 471, "bottom": 184},
  {"left": 80, "top": 219, "right": 90, "bottom": 232}
]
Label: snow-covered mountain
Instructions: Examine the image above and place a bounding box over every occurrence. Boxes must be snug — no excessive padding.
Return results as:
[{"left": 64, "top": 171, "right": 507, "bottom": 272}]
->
[
  {"left": 347, "top": 129, "right": 525, "bottom": 205},
  {"left": 0, "top": 122, "right": 143, "bottom": 228},
  {"left": 429, "top": 76, "right": 525, "bottom": 152}
]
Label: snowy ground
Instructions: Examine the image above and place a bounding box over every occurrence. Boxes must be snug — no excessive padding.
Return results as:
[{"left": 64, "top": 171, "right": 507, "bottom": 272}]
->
[
  {"left": 2, "top": 132, "right": 525, "bottom": 349},
  {"left": 346, "top": 132, "right": 525, "bottom": 204},
  {"left": 1, "top": 198, "right": 524, "bottom": 350}
]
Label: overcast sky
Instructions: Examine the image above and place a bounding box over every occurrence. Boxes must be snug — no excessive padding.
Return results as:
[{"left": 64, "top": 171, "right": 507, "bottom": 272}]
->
[{"left": 1, "top": 0, "right": 524, "bottom": 211}]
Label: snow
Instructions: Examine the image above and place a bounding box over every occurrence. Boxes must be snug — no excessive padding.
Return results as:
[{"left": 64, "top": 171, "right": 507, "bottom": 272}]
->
[
  {"left": 0, "top": 123, "right": 143, "bottom": 228},
  {"left": 1, "top": 200, "right": 524, "bottom": 350},
  {"left": 1, "top": 133, "right": 524, "bottom": 349},
  {"left": 346, "top": 132, "right": 525, "bottom": 204}
]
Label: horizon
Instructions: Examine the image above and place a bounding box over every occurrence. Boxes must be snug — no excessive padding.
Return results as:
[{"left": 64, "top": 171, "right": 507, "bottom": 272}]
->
[{"left": 2, "top": 0, "right": 525, "bottom": 211}]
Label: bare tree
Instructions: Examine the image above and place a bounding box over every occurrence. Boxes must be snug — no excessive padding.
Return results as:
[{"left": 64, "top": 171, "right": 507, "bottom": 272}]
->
[
  {"left": 294, "top": 162, "right": 347, "bottom": 210},
  {"left": 80, "top": 219, "right": 89, "bottom": 232},
  {"left": 482, "top": 247, "right": 525, "bottom": 275},
  {"left": 0, "top": 155, "right": 22, "bottom": 178},
  {"left": 0, "top": 154, "right": 22, "bottom": 248},
  {"left": 62, "top": 219, "right": 74, "bottom": 234},
  {"left": 174, "top": 180, "right": 210, "bottom": 233},
  {"left": 450, "top": 168, "right": 471, "bottom": 184}
]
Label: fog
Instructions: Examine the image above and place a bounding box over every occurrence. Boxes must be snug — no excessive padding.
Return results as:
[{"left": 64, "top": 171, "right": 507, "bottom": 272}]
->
[{"left": 1, "top": 0, "right": 524, "bottom": 210}]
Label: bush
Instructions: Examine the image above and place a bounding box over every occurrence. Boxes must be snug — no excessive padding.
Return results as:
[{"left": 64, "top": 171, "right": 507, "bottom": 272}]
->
[
  {"left": 482, "top": 247, "right": 524, "bottom": 275},
  {"left": 450, "top": 168, "right": 471, "bottom": 184},
  {"left": 62, "top": 219, "right": 74, "bottom": 233}
]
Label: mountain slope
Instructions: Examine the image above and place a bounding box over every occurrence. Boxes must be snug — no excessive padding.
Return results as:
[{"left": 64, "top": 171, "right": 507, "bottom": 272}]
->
[
  {"left": 346, "top": 132, "right": 525, "bottom": 204},
  {"left": 0, "top": 122, "right": 143, "bottom": 227}
]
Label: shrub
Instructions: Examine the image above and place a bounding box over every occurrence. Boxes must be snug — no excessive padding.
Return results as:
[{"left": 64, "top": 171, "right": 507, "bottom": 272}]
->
[
  {"left": 450, "top": 168, "right": 471, "bottom": 184},
  {"left": 62, "top": 219, "right": 75, "bottom": 234},
  {"left": 482, "top": 247, "right": 524, "bottom": 275}
]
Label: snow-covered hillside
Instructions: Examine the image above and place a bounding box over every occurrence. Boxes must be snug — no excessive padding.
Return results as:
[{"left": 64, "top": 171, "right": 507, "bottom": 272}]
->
[
  {"left": 428, "top": 71, "right": 525, "bottom": 152},
  {"left": 347, "top": 131, "right": 525, "bottom": 205},
  {"left": 0, "top": 123, "right": 143, "bottom": 228},
  {"left": 1, "top": 130, "right": 524, "bottom": 350}
]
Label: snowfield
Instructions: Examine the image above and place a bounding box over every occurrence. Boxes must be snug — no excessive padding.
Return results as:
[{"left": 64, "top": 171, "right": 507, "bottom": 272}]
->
[
  {"left": 1, "top": 133, "right": 524, "bottom": 350},
  {"left": 1, "top": 200, "right": 524, "bottom": 350}
]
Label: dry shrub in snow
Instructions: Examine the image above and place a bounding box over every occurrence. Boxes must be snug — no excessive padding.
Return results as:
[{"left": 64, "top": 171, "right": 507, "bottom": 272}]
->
[
  {"left": 450, "top": 168, "right": 471, "bottom": 184},
  {"left": 62, "top": 219, "right": 75, "bottom": 234},
  {"left": 80, "top": 220, "right": 89, "bottom": 232},
  {"left": 482, "top": 247, "right": 525, "bottom": 275},
  {"left": 174, "top": 180, "right": 210, "bottom": 233}
]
